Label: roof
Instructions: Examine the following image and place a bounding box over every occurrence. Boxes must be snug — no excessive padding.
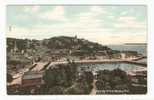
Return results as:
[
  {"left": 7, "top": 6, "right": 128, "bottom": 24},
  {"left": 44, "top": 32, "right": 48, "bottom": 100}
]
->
[
  {"left": 22, "top": 71, "right": 43, "bottom": 80},
  {"left": 31, "top": 62, "right": 46, "bottom": 71}
]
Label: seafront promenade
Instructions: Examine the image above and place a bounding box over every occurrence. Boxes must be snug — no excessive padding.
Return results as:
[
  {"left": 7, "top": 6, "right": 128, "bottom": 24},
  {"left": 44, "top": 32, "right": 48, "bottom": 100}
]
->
[
  {"left": 8, "top": 56, "right": 146, "bottom": 86},
  {"left": 47, "top": 56, "right": 147, "bottom": 68}
]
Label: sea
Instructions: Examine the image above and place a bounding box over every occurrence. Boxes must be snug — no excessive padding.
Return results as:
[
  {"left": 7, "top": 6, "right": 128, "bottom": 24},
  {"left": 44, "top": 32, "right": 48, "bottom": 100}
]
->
[
  {"left": 108, "top": 44, "right": 147, "bottom": 62},
  {"left": 107, "top": 44, "right": 147, "bottom": 56},
  {"left": 79, "top": 44, "right": 147, "bottom": 72},
  {"left": 79, "top": 63, "right": 145, "bottom": 72}
]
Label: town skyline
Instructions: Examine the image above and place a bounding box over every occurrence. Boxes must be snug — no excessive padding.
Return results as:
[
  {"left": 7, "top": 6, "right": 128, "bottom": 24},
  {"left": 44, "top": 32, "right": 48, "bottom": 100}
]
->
[{"left": 6, "top": 5, "right": 147, "bottom": 44}]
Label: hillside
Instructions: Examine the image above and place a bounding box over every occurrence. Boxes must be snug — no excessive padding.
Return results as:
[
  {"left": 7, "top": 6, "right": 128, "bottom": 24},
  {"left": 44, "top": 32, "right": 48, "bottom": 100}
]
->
[
  {"left": 7, "top": 36, "right": 112, "bottom": 54},
  {"left": 42, "top": 36, "right": 111, "bottom": 51},
  {"left": 7, "top": 36, "right": 116, "bottom": 75}
]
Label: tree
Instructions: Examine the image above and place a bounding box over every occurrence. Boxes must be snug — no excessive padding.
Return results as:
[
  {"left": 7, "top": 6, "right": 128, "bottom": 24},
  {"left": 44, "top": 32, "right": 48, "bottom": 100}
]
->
[
  {"left": 7, "top": 73, "right": 13, "bottom": 83},
  {"left": 43, "top": 63, "right": 78, "bottom": 88},
  {"left": 48, "top": 86, "right": 65, "bottom": 94}
]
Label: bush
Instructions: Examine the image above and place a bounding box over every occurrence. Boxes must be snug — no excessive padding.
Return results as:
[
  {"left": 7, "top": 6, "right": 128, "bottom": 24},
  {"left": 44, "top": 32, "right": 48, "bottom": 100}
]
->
[
  {"left": 7, "top": 73, "right": 13, "bottom": 83},
  {"left": 96, "top": 68, "right": 131, "bottom": 92},
  {"left": 43, "top": 62, "right": 78, "bottom": 88},
  {"left": 64, "top": 81, "right": 92, "bottom": 94},
  {"left": 48, "top": 86, "right": 65, "bottom": 94}
]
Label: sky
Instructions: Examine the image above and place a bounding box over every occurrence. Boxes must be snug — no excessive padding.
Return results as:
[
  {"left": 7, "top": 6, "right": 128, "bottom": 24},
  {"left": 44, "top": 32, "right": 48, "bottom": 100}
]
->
[{"left": 6, "top": 5, "right": 147, "bottom": 44}]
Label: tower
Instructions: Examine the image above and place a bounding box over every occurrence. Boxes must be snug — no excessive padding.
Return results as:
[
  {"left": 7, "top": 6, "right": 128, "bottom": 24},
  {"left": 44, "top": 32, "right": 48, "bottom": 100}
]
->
[
  {"left": 14, "top": 41, "right": 18, "bottom": 53},
  {"left": 75, "top": 35, "right": 77, "bottom": 39}
]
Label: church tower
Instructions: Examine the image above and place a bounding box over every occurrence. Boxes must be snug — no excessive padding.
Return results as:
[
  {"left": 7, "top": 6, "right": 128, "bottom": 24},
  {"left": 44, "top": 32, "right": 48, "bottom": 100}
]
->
[{"left": 14, "top": 41, "right": 18, "bottom": 53}]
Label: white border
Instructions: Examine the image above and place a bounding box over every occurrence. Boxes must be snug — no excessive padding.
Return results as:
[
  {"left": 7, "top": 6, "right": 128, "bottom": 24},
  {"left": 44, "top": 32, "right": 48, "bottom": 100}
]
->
[{"left": 0, "top": 0, "right": 154, "bottom": 100}]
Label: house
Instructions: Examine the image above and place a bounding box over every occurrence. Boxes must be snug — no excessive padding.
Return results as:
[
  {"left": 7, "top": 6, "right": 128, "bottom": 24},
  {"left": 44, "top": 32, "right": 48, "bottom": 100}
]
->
[{"left": 22, "top": 71, "right": 44, "bottom": 87}]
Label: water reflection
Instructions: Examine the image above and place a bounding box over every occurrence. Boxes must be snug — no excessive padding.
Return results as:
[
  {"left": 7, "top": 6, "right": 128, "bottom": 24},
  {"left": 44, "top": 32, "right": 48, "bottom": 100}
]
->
[{"left": 78, "top": 63, "right": 145, "bottom": 72}]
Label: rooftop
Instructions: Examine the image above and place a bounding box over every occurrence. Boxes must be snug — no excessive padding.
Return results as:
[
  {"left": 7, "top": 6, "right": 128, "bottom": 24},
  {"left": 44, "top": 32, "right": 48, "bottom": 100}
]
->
[{"left": 22, "top": 71, "right": 43, "bottom": 80}]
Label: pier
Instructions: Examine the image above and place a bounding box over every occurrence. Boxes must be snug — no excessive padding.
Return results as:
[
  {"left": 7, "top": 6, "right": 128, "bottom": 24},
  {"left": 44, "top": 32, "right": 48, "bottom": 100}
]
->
[
  {"left": 47, "top": 57, "right": 147, "bottom": 69},
  {"left": 9, "top": 57, "right": 146, "bottom": 86}
]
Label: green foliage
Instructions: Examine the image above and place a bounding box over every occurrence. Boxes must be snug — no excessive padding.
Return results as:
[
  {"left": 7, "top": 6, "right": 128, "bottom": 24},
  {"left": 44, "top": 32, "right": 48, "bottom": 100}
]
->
[
  {"left": 43, "top": 62, "right": 78, "bottom": 88},
  {"left": 7, "top": 73, "right": 13, "bottom": 83},
  {"left": 64, "top": 81, "right": 93, "bottom": 94},
  {"left": 43, "top": 63, "right": 94, "bottom": 94},
  {"left": 48, "top": 86, "right": 65, "bottom": 94},
  {"left": 96, "top": 68, "right": 131, "bottom": 91}
]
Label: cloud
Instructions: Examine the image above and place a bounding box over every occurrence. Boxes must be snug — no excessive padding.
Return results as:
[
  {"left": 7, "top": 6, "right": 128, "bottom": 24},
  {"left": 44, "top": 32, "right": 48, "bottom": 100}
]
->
[
  {"left": 92, "top": 32, "right": 147, "bottom": 44},
  {"left": 89, "top": 6, "right": 105, "bottom": 16},
  {"left": 24, "top": 6, "right": 40, "bottom": 13},
  {"left": 31, "top": 6, "right": 40, "bottom": 13},
  {"left": 7, "top": 6, "right": 147, "bottom": 44},
  {"left": 71, "top": 6, "right": 105, "bottom": 30},
  {"left": 39, "top": 6, "right": 67, "bottom": 22},
  {"left": 114, "top": 16, "right": 146, "bottom": 29},
  {"left": 78, "top": 6, "right": 105, "bottom": 18}
]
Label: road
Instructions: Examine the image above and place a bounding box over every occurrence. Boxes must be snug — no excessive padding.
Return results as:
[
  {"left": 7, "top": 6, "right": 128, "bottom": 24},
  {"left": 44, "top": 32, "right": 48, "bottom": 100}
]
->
[{"left": 8, "top": 56, "right": 146, "bottom": 86}]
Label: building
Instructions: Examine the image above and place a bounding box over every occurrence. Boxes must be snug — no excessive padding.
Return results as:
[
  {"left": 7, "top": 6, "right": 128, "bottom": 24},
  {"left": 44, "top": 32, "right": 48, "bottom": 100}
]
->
[{"left": 22, "top": 71, "right": 44, "bottom": 87}]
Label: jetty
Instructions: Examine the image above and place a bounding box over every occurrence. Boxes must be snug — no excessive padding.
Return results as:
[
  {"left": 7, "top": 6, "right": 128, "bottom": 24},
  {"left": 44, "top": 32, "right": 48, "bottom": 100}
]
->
[
  {"left": 8, "top": 56, "right": 146, "bottom": 86},
  {"left": 47, "top": 57, "right": 147, "bottom": 69}
]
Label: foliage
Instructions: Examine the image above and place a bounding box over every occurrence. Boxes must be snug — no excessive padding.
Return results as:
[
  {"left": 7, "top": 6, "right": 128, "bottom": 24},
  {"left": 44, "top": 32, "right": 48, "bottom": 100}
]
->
[
  {"left": 96, "top": 68, "right": 131, "bottom": 90},
  {"left": 43, "top": 62, "right": 78, "bottom": 88},
  {"left": 7, "top": 73, "right": 13, "bottom": 83}
]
